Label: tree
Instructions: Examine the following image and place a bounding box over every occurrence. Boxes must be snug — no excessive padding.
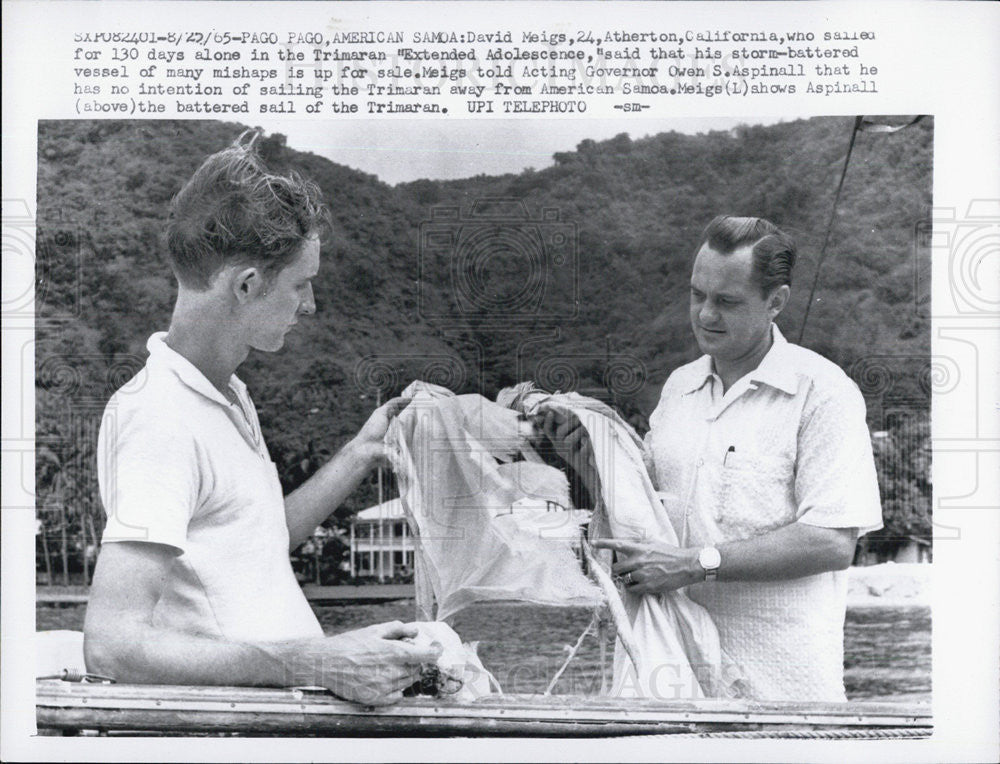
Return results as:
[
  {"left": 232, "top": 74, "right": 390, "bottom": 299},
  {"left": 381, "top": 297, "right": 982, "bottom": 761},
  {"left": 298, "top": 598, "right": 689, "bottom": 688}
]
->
[
  {"left": 34, "top": 118, "right": 933, "bottom": 579},
  {"left": 864, "top": 412, "right": 932, "bottom": 559}
]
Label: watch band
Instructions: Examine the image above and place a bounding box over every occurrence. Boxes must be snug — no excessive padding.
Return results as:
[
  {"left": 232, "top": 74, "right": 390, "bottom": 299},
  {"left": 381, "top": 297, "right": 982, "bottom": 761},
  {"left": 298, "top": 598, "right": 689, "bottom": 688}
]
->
[{"left": 698, "top": 546, "right": 721, "bottom": 582}]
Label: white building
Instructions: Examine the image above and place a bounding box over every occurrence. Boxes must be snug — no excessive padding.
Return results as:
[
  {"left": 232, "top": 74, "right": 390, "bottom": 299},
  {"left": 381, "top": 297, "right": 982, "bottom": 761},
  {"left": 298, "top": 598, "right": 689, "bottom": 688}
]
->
[{"left": 348, "top": 498, "right": 415, "bottom": 581}]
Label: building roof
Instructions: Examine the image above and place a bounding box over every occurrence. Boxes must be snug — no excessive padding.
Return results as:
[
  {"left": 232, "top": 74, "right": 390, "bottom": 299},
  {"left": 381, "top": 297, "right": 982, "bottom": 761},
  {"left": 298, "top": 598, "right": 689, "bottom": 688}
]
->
[{"left": 353, "top": 498, "right": 406, "bottom": 523}]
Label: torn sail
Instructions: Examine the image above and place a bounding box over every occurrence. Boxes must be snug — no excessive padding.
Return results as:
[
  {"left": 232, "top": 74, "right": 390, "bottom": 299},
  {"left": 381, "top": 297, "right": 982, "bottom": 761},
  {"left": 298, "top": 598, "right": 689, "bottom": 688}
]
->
[
  {"left": 385, "top": 382, "right": 603, "bottom": 621},
  {"left": 502, "top": 383, "right": 744, "bottom": 700}
]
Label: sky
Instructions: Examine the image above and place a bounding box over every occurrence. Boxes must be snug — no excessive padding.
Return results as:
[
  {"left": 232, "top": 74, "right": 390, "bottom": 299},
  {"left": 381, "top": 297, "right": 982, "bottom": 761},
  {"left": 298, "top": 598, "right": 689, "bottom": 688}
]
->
[{"left": 253, "top": 117, "right": 785, "bottom": 186}]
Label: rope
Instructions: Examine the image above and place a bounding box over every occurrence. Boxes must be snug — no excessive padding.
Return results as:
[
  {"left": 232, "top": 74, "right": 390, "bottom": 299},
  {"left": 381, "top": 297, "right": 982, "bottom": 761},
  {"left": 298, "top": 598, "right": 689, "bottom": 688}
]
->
[
  {"left": 544, "top": 613, "right": 597, "bottom": 695},
  {"left": 797, "top": 115, "right": 926, "bottom": 344},
  {"left": 36, "top": 669, "right": 116, "bottom": 683},
  {"left": 661, "top": 727, "right": 930, "bottom": 740},
  {"left": 797, "top": 116, "right": 863, "bottom": 344}
]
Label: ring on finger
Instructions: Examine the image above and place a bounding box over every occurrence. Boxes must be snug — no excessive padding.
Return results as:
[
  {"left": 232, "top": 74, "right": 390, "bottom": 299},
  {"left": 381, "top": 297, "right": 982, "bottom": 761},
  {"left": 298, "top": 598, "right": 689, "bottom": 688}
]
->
[{"left": 622, "top": 572, "right": 633, "bottom": 586}]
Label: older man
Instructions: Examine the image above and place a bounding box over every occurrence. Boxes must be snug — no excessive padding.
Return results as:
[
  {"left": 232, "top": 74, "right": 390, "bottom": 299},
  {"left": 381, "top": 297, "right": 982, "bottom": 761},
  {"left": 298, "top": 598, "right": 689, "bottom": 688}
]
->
[
  {"left": 596, "top": 216, "right": 883, "bottom": 701},
  {"left": 84, "top": 134, "right": 439, "bottom": 705}
]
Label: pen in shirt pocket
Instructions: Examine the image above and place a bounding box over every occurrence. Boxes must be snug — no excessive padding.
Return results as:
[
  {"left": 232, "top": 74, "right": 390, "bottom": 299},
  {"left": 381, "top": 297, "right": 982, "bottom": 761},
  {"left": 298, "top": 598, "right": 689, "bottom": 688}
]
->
[{"left": 723, "top": 445, "right": 735, "bottom": 466}]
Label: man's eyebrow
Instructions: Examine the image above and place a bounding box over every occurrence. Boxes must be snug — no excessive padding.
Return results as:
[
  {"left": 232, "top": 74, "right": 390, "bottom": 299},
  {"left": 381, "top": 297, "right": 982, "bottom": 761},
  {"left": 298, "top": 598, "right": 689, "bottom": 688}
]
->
[{"left": 689, "top": 284, "right": 744, "bottom": 300}]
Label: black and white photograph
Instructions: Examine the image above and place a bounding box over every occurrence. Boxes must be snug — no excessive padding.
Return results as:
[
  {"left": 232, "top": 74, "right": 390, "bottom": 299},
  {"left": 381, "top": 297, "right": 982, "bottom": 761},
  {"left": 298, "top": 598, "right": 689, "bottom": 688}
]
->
[
  {"left": 3, "top": 1, "right": 999, "bottom": 762},
  {"left": 31, "top": 114, "right": 932, "bottom": 732}
]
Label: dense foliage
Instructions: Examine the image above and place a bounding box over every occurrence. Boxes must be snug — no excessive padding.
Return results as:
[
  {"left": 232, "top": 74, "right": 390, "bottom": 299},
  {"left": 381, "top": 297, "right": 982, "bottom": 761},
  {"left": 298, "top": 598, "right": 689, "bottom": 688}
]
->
[{"left": 34, "top": 117, "right": 932, "bottom": 582}]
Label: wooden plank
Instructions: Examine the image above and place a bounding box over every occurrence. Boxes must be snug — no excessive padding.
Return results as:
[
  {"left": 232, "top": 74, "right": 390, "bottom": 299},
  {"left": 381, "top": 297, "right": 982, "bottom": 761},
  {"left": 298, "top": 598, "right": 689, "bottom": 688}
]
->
[
  {"left": 37, "top": 707, "right": 700, "bottom": 737},
  {"left": 35, "top": 592, "right": 88, "bottom": 604},
  {"left": 37, "top": 585, "right": 417, "bottom": 605},
  {"left": 36, "top": 681, "right": 932, "bottom": 737},
  {"left": 299, "top": 584, "right": 414, "bottom": 603}
]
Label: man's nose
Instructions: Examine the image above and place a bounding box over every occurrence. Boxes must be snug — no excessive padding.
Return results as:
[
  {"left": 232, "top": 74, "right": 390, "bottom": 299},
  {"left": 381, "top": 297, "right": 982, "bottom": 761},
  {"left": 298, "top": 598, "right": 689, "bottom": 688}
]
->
[
  {"left": 699, "top": 301, "right": 718, "bottom": 324},
  {"left": 299, "top": 284, "right": 316, "bottom": 315}
]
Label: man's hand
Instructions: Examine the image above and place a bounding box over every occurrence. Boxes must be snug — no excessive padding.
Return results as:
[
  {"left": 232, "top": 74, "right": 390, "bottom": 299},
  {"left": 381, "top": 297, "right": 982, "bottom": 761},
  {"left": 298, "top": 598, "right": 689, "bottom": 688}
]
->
[
  {"left": 351, "top": 397, "right": 411, "bottom": 466},
  {"left": 593, "top": 523, "right": 859, "bottom": 593},
  {"left": 593, "top": 538, "right": 702, "bottom": 594},
  {"left": 293, "top": 621, "right": 441, "bottom": 706},
  {"left": 536, "top": 407, "right": 601, "bottom": 507},
  {"left": 285, "top": 396, "right": 411, "bottom": 548},
  {"left": 86, "top": 545, "right": 441, "bottom": 705}
]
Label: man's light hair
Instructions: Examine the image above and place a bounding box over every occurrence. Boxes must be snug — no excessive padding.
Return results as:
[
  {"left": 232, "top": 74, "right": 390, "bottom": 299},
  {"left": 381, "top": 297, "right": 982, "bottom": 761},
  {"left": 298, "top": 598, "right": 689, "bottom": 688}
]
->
[{"left": 165, "top": 130, "right": 330, "bottom": 290}]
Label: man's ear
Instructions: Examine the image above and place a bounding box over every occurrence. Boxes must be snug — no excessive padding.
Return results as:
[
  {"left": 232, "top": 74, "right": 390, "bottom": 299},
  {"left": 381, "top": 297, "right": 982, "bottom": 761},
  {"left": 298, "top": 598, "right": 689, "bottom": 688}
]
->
[
  {"left": 767, "top": 284, "right": 790, "bottom": 319},
  {"left": 232, "top": 266, "right": 265, "bottom": 304}
]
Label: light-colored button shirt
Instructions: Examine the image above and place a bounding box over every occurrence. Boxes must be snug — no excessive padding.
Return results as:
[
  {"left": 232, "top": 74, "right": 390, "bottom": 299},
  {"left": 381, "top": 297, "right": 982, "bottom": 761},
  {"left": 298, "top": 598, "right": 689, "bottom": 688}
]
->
[
  {"left": 97, "top": 333, "right": 322, "bottom": 642},
  {"left": 645, "top": 324, "right": 883, "bottom": 701}
]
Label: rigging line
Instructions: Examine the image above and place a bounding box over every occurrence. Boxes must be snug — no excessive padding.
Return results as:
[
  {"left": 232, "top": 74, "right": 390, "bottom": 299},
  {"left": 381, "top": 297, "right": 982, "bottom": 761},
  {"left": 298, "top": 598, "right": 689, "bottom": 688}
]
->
[
  {"left": 543, "top": 612, "right": 598, "bottom": 696},
  {"left": 797, "top": 116, "right": 864, "bottom": 345}
]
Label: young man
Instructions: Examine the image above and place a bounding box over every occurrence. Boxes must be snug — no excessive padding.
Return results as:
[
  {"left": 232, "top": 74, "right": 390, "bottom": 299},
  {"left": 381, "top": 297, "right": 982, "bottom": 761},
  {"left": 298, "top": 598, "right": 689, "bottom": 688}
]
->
[
  {"left": 595, "top": 216, "right": 884, "bottom": 701},
  {"left": 84, "top": 134, "right": 439, "bottom": 706}
]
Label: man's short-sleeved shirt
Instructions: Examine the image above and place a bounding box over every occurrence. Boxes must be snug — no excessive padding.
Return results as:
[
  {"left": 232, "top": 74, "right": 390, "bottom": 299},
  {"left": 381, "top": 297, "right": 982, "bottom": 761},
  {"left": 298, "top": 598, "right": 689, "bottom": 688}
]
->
[
  {"left": 645, "top": 325, "right": 883, "bottom": 701},
  {"left": 97, "top": 333, "right": 322, "bottom": 642}
]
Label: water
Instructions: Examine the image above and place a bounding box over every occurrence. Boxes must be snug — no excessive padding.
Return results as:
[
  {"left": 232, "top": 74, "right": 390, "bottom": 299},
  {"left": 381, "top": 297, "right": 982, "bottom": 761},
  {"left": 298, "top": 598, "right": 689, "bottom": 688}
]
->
[
  {"left": 37, "top": 601, "right": 930, "bottom": 702},
  {"left": 843, "top": 605, "right": 931, "bottom": 703}
]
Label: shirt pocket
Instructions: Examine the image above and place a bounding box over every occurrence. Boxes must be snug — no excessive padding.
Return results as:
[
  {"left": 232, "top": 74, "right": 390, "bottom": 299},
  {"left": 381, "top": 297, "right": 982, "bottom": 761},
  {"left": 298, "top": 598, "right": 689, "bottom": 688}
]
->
[{"left": 715, "top": 452, "right": 796, "bottom": 538}]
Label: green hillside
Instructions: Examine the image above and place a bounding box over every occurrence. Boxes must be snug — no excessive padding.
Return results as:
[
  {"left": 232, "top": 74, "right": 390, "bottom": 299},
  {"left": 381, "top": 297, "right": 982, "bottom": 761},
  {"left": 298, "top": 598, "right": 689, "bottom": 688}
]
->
[{"left": 34, "top": 117, "right": 932, "bottom": 581}]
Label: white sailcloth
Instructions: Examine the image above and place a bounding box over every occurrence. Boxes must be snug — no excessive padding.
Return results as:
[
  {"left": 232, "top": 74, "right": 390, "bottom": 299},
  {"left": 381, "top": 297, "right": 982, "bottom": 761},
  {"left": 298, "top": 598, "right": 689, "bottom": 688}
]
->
[
  {"left": 507, "top": 387, "right": 744, "bottom": 700},
  {"left": 385, "top": 381, "right": 603, "bottom": 622},
  {"left": 387, "top": 381, "right": 742, "bottom": 699}
]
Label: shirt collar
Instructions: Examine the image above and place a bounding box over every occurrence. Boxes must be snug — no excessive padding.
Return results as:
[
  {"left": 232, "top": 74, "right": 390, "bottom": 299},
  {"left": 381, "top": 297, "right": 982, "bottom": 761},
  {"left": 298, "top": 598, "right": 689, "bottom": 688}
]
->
[
  {"left": 146, "top": 332, "right": 246, "bottom": 406},
  {"left": 680, "top": 324, "right": 799, "bottom": 396},
  {"left": 749, "top": 324, "right": 799, "bottom": 394},
  {"left": 680, "top": 355, "right": 716, "bottom": 395}
]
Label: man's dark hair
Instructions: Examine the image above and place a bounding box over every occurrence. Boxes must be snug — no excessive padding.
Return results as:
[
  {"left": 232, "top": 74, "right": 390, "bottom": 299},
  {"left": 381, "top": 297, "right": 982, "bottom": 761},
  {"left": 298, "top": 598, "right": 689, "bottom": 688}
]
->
[
  {"left": 697, "top": 215, "right": 797, "bottom": 297},
  {"left": 165, "top": 130, "right": 329, "bottom": 290}
]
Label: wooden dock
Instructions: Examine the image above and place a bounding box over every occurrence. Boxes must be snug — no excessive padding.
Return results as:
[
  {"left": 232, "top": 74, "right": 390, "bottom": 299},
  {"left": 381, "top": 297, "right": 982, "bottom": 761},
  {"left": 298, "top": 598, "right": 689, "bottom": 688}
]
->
[
  {"left": 36, "top": 680, "right": 932, "bottom": 738},
  {"left": 36, "top": 586, "right": 89, "bottom": 604},
  {"left": 36, "top": 584, "right": 415, "bottom": 605},
  {"left": 300, "top": 583, "right": 414, "bottom": 604}
]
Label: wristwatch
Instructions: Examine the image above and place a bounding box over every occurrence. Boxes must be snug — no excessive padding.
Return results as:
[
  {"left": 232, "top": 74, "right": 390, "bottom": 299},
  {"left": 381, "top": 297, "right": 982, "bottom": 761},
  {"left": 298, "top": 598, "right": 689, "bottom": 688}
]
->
[{"left": 698, "top": 546, "right": 722, "bottom": 582}]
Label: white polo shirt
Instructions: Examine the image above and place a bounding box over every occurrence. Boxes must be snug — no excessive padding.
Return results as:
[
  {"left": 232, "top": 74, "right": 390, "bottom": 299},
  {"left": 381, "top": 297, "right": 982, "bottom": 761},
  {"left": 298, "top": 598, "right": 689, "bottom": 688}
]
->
[
  {"left": 645, "top": 325, "right": 883, "bottom": 701},
  {"left": 97, "top": 333, "right": 322, "bottom": 642}
]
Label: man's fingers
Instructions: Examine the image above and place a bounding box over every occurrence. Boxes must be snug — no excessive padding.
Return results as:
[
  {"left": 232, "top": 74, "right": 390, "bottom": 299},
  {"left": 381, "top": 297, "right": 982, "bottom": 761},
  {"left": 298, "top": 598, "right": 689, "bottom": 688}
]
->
[
  {"left": 563, "top": 426, "right": 587, "bottom": 453},
  {"left": 610, "top": 556, "right": 643, "bottom": 576},
  {"left": 398, "top": 641, "right": 443, "bottom": 665},
  {"left": 554, "top": 417, "right": 579, "bottom": 443},
  {"left": 331, "top": 669, "right": 409, "bottom": 707},
  {"left": 593, "top": 538, "right": 642, "bottom": 554},
  {"left": 540, "top": 409, "right": 591, "bottom": 463},
  {"left": 382, "top": 397, "right": 411, "bottom": 419},
  {"left": 376, "top": 620, "right": 418, "bottom": 641},
  {"left": 362, "top": 686, "right": 408, "bottom": 707},
  {"left": 383, "top": 688, "right": 407, "bottom": 705},
  {"left": 542, "top": 409, "right": 563, "bottom": 441},
  {"left": 541, "top": 408, "right": 577, "bottom": 434}
]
